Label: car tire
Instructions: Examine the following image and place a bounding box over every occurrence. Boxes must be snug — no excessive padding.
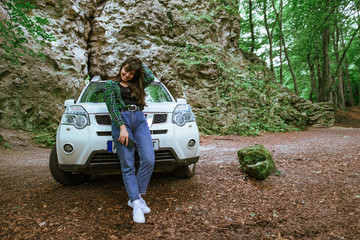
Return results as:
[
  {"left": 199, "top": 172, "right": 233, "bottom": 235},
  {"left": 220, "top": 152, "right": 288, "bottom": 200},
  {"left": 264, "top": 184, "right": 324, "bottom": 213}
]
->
[
  {"left": 172, "top": 163, "right": 196, "bottom": 178},
  {"left": 49, "top": 147, "right": 91, "bottom": 186}
]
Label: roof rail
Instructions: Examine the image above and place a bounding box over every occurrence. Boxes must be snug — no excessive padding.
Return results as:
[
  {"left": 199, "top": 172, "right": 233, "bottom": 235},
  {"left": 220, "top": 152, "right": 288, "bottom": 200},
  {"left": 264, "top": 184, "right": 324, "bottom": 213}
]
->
[{"left": 91, "top": 76, "right": 102, "bottom": 82}]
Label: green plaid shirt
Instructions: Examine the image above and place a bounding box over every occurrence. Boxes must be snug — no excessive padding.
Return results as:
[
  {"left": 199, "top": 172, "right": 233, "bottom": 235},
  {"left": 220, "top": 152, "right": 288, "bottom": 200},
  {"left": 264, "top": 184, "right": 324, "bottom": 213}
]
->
[{"left": 104, "top": 63, "right": 155, "bottom": 127}]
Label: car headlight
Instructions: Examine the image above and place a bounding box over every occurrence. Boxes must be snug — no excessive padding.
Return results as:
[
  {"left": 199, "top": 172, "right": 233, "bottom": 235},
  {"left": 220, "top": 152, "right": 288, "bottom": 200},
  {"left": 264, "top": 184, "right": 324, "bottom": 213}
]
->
[
  {"left": 61, "top": 105, "right": 90, "bottom": 129},
  {"left": 172, "top": 104, "right": 196, "bottom": 127}
]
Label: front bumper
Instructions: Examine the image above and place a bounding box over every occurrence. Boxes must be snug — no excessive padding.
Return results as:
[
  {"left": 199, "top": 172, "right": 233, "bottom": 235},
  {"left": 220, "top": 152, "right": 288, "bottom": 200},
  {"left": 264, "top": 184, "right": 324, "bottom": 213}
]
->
[
  {"left": 59, "top": 148, "right": 199, "bottom": 173},
  {"left": 56, "top": 113, "right": 200, "bottom": 173}
]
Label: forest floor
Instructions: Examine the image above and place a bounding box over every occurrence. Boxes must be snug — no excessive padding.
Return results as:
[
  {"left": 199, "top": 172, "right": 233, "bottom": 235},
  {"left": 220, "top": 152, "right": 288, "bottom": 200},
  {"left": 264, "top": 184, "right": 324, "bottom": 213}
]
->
[{"left": 0, "top": 107, "right": 359, "bottom": 240}]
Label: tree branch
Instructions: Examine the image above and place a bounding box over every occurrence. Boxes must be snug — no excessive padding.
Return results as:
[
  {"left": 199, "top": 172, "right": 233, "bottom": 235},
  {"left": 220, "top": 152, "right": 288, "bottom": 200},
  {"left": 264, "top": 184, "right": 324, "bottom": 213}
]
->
[{"left": 333, "top": 23, "right": 360, "bottom": 78}]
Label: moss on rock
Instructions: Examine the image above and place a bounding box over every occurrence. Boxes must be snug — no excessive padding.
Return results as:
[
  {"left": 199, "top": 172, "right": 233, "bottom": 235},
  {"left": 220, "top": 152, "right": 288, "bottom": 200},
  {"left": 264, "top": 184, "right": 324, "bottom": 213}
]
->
[{"left": 237, "top": 144, "right": 277, "bottom": 180}]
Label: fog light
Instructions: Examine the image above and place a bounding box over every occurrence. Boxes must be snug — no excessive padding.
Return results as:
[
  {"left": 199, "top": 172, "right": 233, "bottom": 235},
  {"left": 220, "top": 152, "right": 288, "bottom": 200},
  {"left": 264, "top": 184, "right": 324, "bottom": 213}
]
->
[
  {"left": 188, "top": 139, "right": 196, "bottom": 148},
  {"left": 63, "top": 144, "right": 74, "bottom": 153}
]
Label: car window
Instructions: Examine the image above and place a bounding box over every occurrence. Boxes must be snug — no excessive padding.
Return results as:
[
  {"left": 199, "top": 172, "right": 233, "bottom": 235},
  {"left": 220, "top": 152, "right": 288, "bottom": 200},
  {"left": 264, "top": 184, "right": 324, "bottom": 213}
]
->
[
  {"left": 80, "top": 82, "right": 106, "bottom": 103},
  {"left": 80, "top": 82, "right": 172, "bottom": 103},
  {"left": 145, "top": 84, "right": 172, "bottom": 103}
]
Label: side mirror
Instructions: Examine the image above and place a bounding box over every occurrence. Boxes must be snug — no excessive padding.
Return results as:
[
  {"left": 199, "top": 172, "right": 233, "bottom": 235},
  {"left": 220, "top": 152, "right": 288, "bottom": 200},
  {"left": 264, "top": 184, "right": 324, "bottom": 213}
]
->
[
  {"left": 176, "top": 98, "right": 187, "bottom": 104},
  {"left": 64, "top": 99, "right": 75, "bottom": 108}
]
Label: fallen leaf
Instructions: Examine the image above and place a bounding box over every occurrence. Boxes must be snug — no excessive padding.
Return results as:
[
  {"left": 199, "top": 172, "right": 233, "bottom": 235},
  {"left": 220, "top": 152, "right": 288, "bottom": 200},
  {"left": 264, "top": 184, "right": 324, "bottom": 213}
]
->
[{"left": 39, "top": 222, "right": 46, "bottom": 227}]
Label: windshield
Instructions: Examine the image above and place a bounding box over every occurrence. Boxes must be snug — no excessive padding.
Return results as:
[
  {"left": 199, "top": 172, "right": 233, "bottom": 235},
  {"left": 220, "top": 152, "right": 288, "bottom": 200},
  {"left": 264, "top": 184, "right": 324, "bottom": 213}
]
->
[{"left": 80, "top": 82, "right": 173, "bottom": 103}]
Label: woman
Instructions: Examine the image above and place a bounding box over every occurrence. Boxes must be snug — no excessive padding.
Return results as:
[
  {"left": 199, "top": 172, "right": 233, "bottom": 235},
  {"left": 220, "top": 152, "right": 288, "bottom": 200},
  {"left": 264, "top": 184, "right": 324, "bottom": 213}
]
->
[{"left": 104, "top": 56, "right": 155, "bottom": 223}]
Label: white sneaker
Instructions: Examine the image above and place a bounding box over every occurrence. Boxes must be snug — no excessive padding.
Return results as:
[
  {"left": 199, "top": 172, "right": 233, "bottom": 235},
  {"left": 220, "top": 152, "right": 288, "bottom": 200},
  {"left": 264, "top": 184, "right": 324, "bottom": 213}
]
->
[
  {"left": 128, "top": 196, "right": 151, "bottom": 214},
  {"left": 132, "top": 199, "right": 145, "bottom": 223}
]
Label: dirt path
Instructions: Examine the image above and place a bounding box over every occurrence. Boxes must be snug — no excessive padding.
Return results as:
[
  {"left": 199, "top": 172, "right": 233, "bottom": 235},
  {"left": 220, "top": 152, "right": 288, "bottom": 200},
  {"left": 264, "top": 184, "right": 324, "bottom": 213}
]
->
[{"left": 1, "top": 108, "right": 360, "bottom": 239}]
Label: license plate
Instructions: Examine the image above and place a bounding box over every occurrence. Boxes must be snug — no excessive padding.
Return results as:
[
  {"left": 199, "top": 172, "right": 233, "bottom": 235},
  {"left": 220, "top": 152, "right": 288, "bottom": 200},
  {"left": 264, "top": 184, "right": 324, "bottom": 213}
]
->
[
  {"left": 152, "top": 139, "right": 159, "bottom": 150},
  {"left": 107, "top": 141, "right": 116, "bottom": 153},
  {"left": 107, "top": 140, "right": 159, "bottom": 152}
]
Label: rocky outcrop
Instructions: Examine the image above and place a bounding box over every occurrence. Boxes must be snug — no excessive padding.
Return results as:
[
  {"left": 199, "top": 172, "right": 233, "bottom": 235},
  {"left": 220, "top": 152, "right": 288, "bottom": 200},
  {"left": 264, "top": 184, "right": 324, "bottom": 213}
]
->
[
  {"left": 0, "top": 0, "right": 96, "bottom": 129},
  {"left": 0, "top": 0, "right": 334, "bottom": 134},
  {"left": 277, "top": 86, "right": 335, "bottom": 128}
]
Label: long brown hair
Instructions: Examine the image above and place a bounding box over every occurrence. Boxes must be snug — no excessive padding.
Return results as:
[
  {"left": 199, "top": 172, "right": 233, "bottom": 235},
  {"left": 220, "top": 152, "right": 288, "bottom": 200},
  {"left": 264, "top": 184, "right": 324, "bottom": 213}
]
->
[{"left": 113, "top": 56, "right": 146, "bottom": 107}]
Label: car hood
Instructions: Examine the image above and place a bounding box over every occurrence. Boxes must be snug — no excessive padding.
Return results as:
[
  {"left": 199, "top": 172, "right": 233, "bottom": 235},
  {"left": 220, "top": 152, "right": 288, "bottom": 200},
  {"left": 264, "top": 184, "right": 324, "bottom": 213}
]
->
[{"left": 77, "top": 102, "right": 180, "bottom": 114}]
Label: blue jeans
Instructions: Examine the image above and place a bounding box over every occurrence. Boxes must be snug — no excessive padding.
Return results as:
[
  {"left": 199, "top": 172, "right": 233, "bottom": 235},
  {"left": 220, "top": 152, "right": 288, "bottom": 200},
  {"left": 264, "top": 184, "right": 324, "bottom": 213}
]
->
[{"left": 111, "top": 111, "right": 155, "bottom": 201}]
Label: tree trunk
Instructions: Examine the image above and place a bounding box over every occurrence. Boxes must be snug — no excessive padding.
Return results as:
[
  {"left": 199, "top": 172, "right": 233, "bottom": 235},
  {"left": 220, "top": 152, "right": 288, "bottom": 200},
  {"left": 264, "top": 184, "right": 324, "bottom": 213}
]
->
[
  {"left": 281, "top": 36, "right": 298, "bottom": 95},
  {"left": 332, "top": 27, "right": 345, "bottom": 109},
  {"left": 271, "top": 0, "right": 298, "bottom": 95},
  {"left": 307, "top": 53, "right": 317, "bottom": 102},
  {"left": 340, "top": 28, "right": 357, "bottom": 106},
  {"left": 263, "top": 0, "right": 274, "bottom": 72},
  {"left": 279, "top": 38, "right": 283, "bottom": 85},
  {"left": 315, "top": 55, "right": 322, "bottom": 102},
  {"left": 344, "top": 57, "right": 354, "bottom": 106},
  {"left": 279, "top": 1, "right": 283, "bottom": 85},
  {"left": 319, "top": 26, "right": 331, "bottom": 102},
  {"left": 249, "top": 0, "right": 255, "bottom": 53}
]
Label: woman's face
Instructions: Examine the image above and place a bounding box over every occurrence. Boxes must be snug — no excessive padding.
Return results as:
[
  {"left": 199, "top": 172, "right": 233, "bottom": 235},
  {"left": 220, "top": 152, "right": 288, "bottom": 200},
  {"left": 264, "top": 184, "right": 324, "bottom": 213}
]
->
[{"left": 120, "top": 64, "right": 136, "bottom": 82}]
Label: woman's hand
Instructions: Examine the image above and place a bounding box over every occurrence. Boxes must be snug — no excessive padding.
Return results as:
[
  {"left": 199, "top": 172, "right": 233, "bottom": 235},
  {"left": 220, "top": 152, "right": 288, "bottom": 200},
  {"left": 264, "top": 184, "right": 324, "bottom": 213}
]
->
[{"left": 119, "top": 125, "right": 129, "bottom": 146}]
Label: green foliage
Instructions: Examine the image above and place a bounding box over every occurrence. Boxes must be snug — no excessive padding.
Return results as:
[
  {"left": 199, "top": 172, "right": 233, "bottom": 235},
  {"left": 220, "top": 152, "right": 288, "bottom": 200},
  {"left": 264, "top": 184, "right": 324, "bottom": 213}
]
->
[
  {"left": 0, "top": 134, "right": 12, "bottom": 149},
  {"left": 236, "top": 0, "right": 264, "bottom": 53},
  {"left": 177, "top": 43, "right": 219, "bottom": 67},
  {"left": 345, "top": 35, "right": 360, "bottom": 105},
  {"left": 180, "top": 9, "right": 214, "bottom": 24},
  {"left": 0, "top": 0, "right": 55, "bottom": 63},
  {"left": 2, "top": 141, "right": 12, "bottom": 149},
  {"left": 239, "top": 0, "right": 360, "bottom": 106},
  {"left": 217, "top": 62, "right": 299, "bottom": 135},
  {"left": 211, "top": 0, "right": 239, "bottom": 15},
  {"left": 31, "top": 129, "right": 55, "bottom": 148},
  {"left": 176, "top": 42, "right": 306, "bottom": 136}
]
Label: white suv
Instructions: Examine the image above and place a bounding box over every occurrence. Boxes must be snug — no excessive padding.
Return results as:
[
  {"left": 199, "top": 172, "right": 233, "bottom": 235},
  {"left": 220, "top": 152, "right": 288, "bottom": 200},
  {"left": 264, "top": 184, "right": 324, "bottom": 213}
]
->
[{"left": 50, "top": 77, "right": 200, "bottom": 185}]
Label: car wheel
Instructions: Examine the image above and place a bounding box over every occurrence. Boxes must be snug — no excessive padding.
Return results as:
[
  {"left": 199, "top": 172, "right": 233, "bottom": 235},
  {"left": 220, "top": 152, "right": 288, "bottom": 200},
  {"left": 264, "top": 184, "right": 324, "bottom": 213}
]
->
[
  {"left": 172, "top": 163, "right": 196, "bottom": 178},
  {"left": 49, "top": 147, "right": 91, "bottom": 186}
]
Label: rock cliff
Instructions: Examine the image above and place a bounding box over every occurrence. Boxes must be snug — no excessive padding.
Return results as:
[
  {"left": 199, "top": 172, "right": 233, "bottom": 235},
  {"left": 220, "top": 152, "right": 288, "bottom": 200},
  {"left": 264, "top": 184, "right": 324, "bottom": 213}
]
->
[{"left": 0, "top": 0, "right": 334, "bottom": 134}]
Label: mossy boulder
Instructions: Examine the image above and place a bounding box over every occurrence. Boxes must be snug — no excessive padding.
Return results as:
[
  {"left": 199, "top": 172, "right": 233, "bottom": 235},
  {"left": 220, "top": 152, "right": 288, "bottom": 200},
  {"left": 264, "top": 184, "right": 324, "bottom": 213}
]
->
[{"left": 237, "top": 144, "right": 276, "bottom": 180}]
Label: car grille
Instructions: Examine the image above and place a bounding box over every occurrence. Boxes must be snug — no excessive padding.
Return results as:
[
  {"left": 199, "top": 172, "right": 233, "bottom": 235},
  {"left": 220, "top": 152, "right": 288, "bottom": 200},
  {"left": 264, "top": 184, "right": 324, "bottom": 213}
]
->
[
  {"left": 95, "top": 114, "right": 168, "bottom": 125},
  {"left": 152, "top": 114, "right": 167, "bottom": 124},
  {"left": 97, "top": 130, "right": 167, "bottom": 136},
  {"left": 95, "top": 115, "right": 111, "bottom": 125},
  {"left": 89, "top": 150, "right": 176, "bottom": 166}
]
